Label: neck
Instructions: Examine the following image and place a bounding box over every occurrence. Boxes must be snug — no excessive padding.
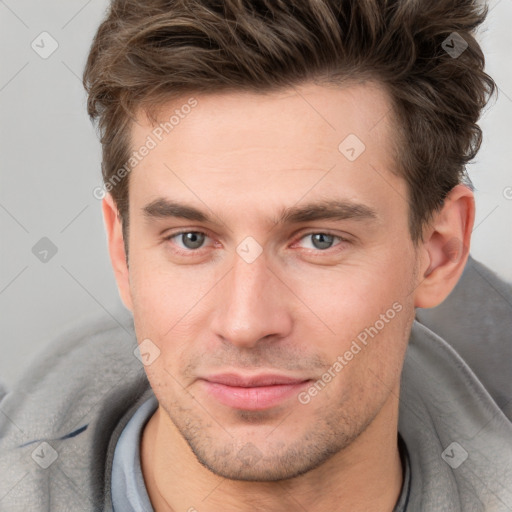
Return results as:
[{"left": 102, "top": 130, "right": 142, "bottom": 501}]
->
[{"left": 141, "top": 388, "right": 403, "bottom": 512}]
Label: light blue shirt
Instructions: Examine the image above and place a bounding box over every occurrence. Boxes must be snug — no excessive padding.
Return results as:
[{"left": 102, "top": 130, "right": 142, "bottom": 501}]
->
[{"left": 111, "top": 395, "right": 158, "bottom": 512}]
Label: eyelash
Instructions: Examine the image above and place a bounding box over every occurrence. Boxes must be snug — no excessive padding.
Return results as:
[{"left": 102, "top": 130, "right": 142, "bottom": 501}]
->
[{"left": 162, "top": 230, "right": 349, "bottom": 256}]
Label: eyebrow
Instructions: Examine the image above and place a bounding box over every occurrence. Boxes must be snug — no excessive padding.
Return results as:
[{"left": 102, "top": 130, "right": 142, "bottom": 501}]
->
[{"left": 142, "top": 197, "right": 378, "bottom": 226}]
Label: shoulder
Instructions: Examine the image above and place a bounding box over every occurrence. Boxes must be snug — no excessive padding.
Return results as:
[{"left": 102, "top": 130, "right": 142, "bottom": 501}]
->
[
  {"left": 401, "top": 258, "right": 512, "bottom": 510},
  {"left": 1, "top": 308, "right": 141, "bottom": 424},
  {"left": 0, "top": 308, "right": 151, "bottom": 511},
  {"left": 416, "top": 255, "right": 512, "bottom": 419}
]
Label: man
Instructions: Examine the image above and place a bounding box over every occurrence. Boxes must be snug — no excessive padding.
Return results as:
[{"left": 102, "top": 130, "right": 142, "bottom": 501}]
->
[{"left": 1, "top": 0, "right": 511, "bottom": 511}]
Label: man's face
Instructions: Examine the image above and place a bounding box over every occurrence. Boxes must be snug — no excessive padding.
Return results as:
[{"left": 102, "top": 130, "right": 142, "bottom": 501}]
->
[{"left": 123, "top": 82, "right": 419, "bottom": 480}]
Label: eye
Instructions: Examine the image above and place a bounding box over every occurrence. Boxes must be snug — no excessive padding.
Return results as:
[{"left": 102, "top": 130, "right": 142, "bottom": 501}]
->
[
  {"left": 164, "top": 231, "right": 210, "bottom": 251},
  {"left": 163, "top": 230, "right": 349, "bottom": 256},
  {"left": 296, "top": 232, "right": 346, "bottom": 251}
]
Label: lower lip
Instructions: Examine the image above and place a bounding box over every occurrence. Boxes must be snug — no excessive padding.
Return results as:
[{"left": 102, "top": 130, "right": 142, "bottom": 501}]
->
[{"left": 201, "top": 380, "right": 310, "bottom": 410}]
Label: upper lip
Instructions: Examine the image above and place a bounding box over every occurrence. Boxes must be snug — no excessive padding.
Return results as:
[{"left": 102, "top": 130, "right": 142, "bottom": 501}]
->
[{"left": 202, "top": 373, "right": 310, "bottom": 387}]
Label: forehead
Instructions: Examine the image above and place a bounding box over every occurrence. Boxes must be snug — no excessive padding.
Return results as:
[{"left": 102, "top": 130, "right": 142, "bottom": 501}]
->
[
  {"left": 132, "top": 81, "right": 394, "bottom": 164},
  {"left": 126, "top": 82, "right": 405, "bottom": 223}
]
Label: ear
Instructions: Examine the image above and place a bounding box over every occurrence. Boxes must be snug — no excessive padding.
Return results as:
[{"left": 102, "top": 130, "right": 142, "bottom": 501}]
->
[
  {"left": 414, "top": 184, "right": 475, "bottom": 309},
  {"left": 102, "top": 193, "right": 133, "bottom": 311}
]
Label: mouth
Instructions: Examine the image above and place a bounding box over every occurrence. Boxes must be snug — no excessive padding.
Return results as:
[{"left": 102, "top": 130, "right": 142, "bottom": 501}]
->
[{"left": 198, "top": 373, "right": 312, "bottom": 411}]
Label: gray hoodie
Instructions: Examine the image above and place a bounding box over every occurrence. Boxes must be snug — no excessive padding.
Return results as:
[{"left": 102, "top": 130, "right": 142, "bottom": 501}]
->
[{"left": 0, "top": 256, "right": 511, "bottom": 511}]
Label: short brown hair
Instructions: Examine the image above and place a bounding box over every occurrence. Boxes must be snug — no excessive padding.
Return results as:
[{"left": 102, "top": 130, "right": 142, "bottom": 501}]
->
[{"left": 83, "top": 0, "right": 495, "bottom": 247}]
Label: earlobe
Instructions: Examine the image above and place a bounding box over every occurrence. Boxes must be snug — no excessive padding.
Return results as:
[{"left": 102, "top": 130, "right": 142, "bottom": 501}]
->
[
  {"left": 414, "top": 185, "right": 475, "bottom": 309},
  {"left": 102, "top": 194, "right": 133, "bottom": 311}
]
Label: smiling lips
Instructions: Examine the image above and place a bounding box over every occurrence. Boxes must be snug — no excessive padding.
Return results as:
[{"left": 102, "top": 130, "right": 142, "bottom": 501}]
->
[{"left": 199, "top": 373, "right": 311, "bottom": 410}]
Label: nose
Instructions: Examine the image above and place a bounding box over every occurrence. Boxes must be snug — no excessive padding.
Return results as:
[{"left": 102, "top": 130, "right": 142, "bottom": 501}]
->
[{"left": 210, "top": 246, "right": 293, "bottom": 349}]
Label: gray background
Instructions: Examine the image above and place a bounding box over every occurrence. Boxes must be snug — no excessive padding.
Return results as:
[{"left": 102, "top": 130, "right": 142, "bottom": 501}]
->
[{"left": 1, "top": 0, "right": 511, "bottom": 389}]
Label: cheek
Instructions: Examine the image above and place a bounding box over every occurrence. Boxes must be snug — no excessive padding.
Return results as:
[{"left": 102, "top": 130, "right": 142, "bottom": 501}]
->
[
  {"left": 313, "top": 298, "right": 413, "bottom": 420},
  {"left": 129, "top": 251, "right": 205, "bottom": 327},
  {"left": 291, "top": 255, "right": 415, "bottom": 384},
  {"left": 290, "top": 259, "right": 406, "bottom": 333},
  {"left": 128, "top": 259, "right": 216, "bottom": 373}
]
